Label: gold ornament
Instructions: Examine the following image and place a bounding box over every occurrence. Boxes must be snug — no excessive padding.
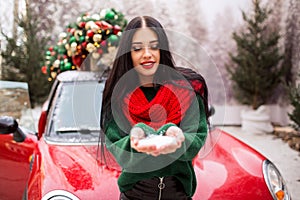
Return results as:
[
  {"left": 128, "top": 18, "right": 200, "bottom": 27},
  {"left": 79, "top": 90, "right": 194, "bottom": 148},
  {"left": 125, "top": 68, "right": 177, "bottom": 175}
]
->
[
  {"left": 51, "top": 72, "right": 57, "bottom": 79},
  {"left": 85, "top": 21, "right": 94, "bottom": 30},
  {"left": 65, "top": 43, "right": 70, "bottom": 50},
  {"left": 74, "top": 30, "right": 82, "bottom": 41},
  {"left": 94, "top": 42, "right": 100, "bottom": 48},
  {"left": 67, "top": 50, "right": 72, "bottom": 57},
  {"left": 86, "top": 43, "right": 96, "bottom": 52},
  {"left": 93, "top": 34, "right": 102, "bottom": 42}
]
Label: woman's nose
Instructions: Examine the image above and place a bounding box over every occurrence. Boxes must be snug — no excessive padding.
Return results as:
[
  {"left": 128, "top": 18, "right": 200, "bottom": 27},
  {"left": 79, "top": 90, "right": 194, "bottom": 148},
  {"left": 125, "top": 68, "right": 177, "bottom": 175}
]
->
[{"left": 142, "top": 47, "right": 152, "bottom": 59}]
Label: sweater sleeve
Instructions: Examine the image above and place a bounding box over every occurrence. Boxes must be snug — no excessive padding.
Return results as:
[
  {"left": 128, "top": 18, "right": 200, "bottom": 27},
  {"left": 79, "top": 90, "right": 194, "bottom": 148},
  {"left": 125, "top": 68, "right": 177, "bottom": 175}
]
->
[
  {"left": 104, "top": 117, "right": 174, "bottom": 173},
  {"left": 167, "top": 94, "right": 208, "bottom": 161},
  {"left": 104, "top": 119, "right": 146, "bottom": 170}
]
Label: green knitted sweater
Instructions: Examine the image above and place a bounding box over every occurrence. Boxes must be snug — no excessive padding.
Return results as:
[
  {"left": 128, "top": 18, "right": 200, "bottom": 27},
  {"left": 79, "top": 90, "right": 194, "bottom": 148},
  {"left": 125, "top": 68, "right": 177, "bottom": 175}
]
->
[{"left": 104, "top": 87, "right": 208, "bottom": 197}]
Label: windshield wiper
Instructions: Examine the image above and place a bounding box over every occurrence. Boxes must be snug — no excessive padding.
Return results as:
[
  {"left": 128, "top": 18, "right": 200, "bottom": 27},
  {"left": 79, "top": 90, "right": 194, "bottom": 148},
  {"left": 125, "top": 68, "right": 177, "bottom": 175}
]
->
[{"left": 56, "top": 128, "right": 100, "bottom": 134}]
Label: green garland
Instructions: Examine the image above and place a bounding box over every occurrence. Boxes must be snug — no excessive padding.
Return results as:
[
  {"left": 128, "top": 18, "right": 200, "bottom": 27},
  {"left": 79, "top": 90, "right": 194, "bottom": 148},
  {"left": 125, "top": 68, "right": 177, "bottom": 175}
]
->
[{"left": 41, "top": 8, "right": 127, "bottom": 81}]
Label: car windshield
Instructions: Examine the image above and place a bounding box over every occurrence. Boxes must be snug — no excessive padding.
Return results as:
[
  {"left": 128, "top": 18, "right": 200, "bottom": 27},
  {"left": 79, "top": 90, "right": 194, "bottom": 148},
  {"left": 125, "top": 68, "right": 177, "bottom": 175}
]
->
[
  {"left": 0, "top": 80, "right": 36, "bottom": 132},
  {"left": 46, "top": 81, "right": 104, "bottom": 143}
]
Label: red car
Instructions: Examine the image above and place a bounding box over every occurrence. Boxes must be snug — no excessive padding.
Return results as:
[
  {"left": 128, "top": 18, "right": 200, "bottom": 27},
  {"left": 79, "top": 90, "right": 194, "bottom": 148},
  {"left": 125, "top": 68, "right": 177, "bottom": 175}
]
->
[{"left": 0, "top": 71, "right": 291, "bottom": 200}]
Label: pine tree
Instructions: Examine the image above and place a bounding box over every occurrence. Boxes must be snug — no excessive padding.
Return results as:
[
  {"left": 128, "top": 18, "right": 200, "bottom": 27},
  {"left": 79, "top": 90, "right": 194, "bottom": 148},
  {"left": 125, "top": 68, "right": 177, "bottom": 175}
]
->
[
  {"left": 227, "top": 0, "right": 284, "bottom": 110},
  {"left": 1, "top": 0, "right": 52, "bottom": 106},
  {"left": 283, "top": 0, "right": 300, "bottom": 86},
  {"left": 289, "top": 73, "right": 300, "bottom": 130}
]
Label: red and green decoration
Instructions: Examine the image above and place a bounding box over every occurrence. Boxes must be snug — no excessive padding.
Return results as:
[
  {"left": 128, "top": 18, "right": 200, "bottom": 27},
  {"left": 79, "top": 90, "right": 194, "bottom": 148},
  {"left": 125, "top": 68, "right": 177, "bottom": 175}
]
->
[{"left": 41, "top": 8, "right": 127, "bottom": 81}]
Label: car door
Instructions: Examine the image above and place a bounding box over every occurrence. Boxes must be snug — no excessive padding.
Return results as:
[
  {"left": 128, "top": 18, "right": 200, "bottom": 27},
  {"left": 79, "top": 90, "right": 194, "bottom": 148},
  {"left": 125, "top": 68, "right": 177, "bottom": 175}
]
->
[
  {"left": 0, "top": 131, "right": 36, "bottom": 199},
  {"left": 0, "top": 80, "right": 37, "bottom": 199}
]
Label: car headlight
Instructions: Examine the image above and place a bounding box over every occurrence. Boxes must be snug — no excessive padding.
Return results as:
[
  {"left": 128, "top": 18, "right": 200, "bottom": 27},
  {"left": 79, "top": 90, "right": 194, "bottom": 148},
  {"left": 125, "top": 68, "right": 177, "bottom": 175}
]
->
[
  {"left": 42, "top": 190, "right": 80, "bottom": 200},
  {"left": 263, "top": 160, "right": 291, "bottom": 200}
]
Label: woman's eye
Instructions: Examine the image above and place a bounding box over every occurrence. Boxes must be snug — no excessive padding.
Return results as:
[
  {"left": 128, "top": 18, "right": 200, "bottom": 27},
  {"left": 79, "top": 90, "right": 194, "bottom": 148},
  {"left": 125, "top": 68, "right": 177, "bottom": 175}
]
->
[
  {"left": 150, "top": 44, "right": 159, "bottom": 50},
  {"left": 131, "top": 43, "right": 159, "bottom": 51},
  {"left": 132, "top": 46, "right": 142, "bottom": 51}
]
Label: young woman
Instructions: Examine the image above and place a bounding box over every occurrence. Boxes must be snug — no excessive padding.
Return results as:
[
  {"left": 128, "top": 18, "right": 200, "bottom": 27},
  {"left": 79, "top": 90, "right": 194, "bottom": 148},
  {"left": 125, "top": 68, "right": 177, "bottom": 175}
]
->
[{"left": 101, "top": 16, "right": 209, "bottom": 200}]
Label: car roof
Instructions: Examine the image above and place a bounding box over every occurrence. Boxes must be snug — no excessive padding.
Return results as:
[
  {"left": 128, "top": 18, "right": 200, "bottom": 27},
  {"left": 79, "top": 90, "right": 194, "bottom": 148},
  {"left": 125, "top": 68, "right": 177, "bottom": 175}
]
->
[{"left": 56, "top": 70, "right": 106, "bottom": 83}]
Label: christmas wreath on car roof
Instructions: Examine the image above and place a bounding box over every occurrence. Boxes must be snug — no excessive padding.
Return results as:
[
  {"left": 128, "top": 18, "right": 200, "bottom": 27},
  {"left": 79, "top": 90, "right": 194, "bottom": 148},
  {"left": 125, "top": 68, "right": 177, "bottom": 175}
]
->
[{"left": 41, "top": 8, "right": 127, "bottom": 81}]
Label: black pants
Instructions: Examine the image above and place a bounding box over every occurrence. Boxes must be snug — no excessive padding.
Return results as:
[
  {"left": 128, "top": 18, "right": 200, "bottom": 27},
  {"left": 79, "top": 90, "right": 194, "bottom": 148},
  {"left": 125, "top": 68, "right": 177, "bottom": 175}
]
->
[{"left": 119, "top": 176, "right": 192, "bottom": 200}]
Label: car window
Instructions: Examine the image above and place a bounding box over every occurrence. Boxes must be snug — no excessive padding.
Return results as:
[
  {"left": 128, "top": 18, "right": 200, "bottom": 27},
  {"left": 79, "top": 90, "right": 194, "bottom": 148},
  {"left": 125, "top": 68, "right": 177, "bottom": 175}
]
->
[
  {"left": 0, "top": 80, "right": 36, "bottom": 132},
  {"left": 46, "top": 81, "right": 104, "bottom": 143}
]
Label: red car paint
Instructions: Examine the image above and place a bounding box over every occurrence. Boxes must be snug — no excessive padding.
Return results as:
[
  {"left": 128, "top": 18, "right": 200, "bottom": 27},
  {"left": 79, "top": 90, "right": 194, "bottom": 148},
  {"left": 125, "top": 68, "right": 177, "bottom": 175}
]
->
[
  {"left": 0, "top": 132, "right": 37, "bottom": 199},
  {"left": 193, "top": 129, "right": 273, "bottom": 200},
  {"left": 27, "top": 138, "right": 120, "bottom": 199}
]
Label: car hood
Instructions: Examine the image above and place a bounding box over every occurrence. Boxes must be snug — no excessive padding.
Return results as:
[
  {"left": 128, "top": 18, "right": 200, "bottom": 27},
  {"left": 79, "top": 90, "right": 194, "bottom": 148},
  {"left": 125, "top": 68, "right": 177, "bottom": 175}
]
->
[
  {"left": 193, "top": 128, "right": 272, "bottom": 200},
  {"left": 33, "top": 139, "right": 121, "bottom": 199}
]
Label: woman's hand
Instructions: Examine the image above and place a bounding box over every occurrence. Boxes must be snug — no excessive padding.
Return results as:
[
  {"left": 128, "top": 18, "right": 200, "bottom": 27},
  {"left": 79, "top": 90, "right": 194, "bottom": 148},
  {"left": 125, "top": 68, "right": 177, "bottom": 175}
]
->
[
  {"left": 130, "top": 127, "right": 157, "bottom": 153},
  {"left": 152, "top": 126, "right": 185, "bottom": 156},
  {"left": 130, "top": 126, "right": 185, "bottom": 156}
]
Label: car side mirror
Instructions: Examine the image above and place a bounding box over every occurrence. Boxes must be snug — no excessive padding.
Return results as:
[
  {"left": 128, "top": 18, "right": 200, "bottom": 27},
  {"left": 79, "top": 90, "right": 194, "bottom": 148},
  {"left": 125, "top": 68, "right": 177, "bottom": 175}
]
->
[
  {"left": 0, "top": 116, "right": 18, "bottom": 134},
  {"left": 208, "top": 105, "right": 215, "bottom": 117},
  {"left": 0, "top": 116, "right": 26, "bottom": 142}
]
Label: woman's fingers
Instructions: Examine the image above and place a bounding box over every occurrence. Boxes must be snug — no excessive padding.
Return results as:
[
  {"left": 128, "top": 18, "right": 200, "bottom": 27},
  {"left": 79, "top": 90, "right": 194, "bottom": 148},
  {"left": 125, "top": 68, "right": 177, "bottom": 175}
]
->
[
  {"left": 135, "top": 144, "right": 157, "bottom": 152},
  {"left": 131, "top": 140, "right": 155, "bottom": 153},
  {"left": 153, "top": 126, "right": 184, "bottom": 154},
  {"left": 130, "top": 128, "right": 157, "bottom": 153},
  {"left": 165, "top": 126, "right": 185, "bottom": 145},
  {"left": 130, "top": 126, "right": 185, "bottom": 155},
  {"left": 130, "top": 127, "right": 145, "bottom": 139},
  {"left": 157, "top": 142, "right": 178, "bottom": 154},
  {"left": 130, "top": 127, "right": 146, "bottom": 149}
]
